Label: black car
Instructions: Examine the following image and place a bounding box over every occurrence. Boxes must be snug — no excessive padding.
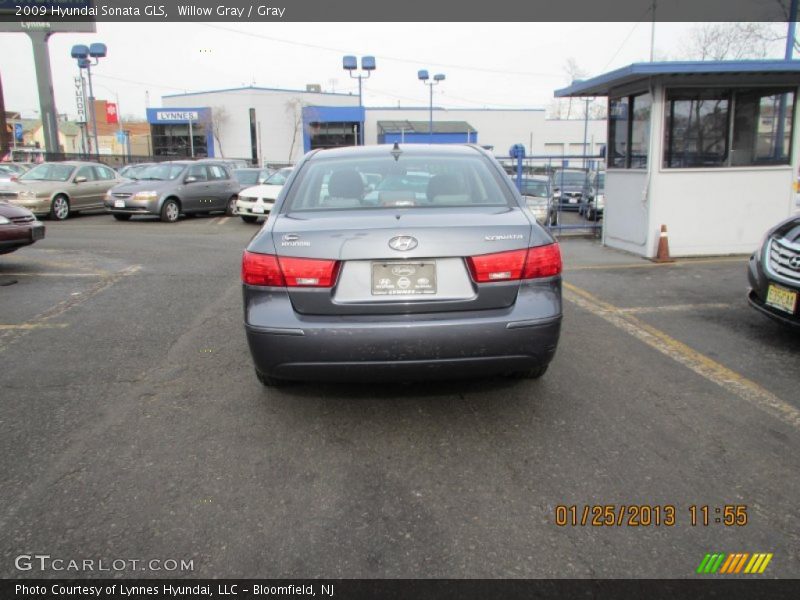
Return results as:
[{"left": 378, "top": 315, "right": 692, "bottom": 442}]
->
[
  {"left": 551, "top": 169, "right": 589, "bottom": 211},
  {"left": 747, "top": 215, "right": 800, "bottom": 328}
]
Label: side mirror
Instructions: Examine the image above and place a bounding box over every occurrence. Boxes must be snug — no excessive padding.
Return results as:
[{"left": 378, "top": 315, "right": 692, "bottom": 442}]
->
[
  {"left": 74, "top": 176, "right": 87, "bottom": 184},
  {"left": 184, "top": 176, "right": 197, "bottom": 184}
]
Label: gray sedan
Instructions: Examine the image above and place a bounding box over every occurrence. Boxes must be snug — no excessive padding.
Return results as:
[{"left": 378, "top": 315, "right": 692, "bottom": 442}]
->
[
  {"left": 242, "top": 144, "right": 562, "bottom": 386},
  {"left": 105, "top": 161, "right": 240, "bottom": 222}
]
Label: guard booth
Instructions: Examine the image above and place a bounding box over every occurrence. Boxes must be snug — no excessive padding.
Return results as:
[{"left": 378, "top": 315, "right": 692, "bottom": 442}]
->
[{"left": 555, "top": 60, "right": 800, "bottom": 257}]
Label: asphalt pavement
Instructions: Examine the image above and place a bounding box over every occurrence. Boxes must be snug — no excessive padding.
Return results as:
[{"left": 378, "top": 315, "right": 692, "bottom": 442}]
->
[{"left": 1, "top": 214, "right": 798, "bottom": 579}]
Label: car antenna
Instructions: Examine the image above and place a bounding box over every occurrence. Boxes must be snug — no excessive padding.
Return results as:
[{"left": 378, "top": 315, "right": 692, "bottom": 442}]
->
[{"left": 390, "top": 142, "right": 402, "bottom": 162}]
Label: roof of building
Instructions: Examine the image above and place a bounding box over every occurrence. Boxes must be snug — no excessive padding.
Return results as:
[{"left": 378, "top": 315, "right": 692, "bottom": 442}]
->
[
  {"left": 377, "top": 120, "right": 476, "bottom": 134},
  {"left": 555, "top": 59, "right": 800, "bottom": 97}
]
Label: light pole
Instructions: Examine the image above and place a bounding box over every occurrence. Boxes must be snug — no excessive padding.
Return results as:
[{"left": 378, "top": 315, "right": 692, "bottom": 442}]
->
[
  {"left": 418, "top": 70, "right": 445, "bottom": 143},
  {"left": 342, "top": 55, "right": 375, "bottom": 146},
  {"left": 70, "top": 43, "right": 106, "bottom": 157}
]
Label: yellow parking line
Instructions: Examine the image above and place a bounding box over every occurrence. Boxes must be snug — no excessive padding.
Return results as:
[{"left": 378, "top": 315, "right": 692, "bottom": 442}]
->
[
  {"left": 0, "top": 323, "right": 69, "bottom": 330},
  {"left": 566, "top": 257, "right": 747, "bottom": 271},
  {"left": 0, "top": 272, "right": 108, "bottom": 277},
  {"left": 614, "top": 303, "right": 733, "bottom": 314},
  {"left": 217, "top": 216, "right": 230, "bottom": 225},
  {"left": 563, "top": 282, "right": 800, "bottom": 431}
]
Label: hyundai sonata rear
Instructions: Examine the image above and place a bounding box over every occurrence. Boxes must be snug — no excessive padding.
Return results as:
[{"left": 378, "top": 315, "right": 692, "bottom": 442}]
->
[{"left": 242, "top": 144, "right": 562, "bottom": 385}]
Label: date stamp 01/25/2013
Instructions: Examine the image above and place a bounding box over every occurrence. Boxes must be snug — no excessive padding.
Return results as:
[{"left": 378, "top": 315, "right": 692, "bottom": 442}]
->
[{"left": 554, "top": 504, "right": 749, "bottom": 527}]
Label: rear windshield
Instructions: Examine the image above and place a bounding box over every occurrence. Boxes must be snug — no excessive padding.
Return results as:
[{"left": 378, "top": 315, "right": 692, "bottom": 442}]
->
[
  {"left": 285, "top": 154, "right": 512, "bottom": 212},
  {"left": 521, "top": 180, "right": 549, "bottom": 197},
  {"left": 553, "top": 171, "right": 588, "bottom": 186}
]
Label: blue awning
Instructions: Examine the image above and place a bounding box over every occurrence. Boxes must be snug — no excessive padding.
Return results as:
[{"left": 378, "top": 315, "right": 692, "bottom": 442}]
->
[{"left": 555, "top": 60, "right": 800, "bottom": 97}]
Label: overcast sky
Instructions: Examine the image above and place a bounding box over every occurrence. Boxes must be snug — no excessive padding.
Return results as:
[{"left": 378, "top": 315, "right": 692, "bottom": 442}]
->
[{"left": 0, "top": 22, "right": 790, "bottom": 120}]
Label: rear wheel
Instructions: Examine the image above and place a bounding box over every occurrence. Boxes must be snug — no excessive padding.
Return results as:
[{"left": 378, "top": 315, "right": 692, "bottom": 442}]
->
[
  {"left": 513, "top": 364, "right": 549, "bottom": 380},
  {"left": 255, "top": 369, "right": 286, "bottom": 387},
  {"left": 50, "top": 195, "right": 70, "bottom": 220},
  {"left": 241, "top": 215, "right": 258, "bottom": 224},
  {"left": 160, "top": 199, "right": 180, "bottom": 223},
  {"left": 226, "top": 196, "right": 238, "bottom": 216},
  {"left": 113, "top": 213, "right": 132, "bottom": 221}
]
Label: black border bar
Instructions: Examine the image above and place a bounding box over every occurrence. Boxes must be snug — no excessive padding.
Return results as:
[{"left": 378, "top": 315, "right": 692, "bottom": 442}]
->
[{"left": 0, "top": 0, "right": 797, "bottom": 23}]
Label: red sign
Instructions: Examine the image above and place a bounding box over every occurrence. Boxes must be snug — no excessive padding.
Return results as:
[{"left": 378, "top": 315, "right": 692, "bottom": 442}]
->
[{"left": 105, "top": 102, "right": 118, "bottom": 124}]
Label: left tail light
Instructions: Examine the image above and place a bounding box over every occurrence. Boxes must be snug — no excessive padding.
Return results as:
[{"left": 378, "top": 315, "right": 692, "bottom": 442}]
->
[{"left": 242, "top": 251, "right": 340, "bottom": 288}]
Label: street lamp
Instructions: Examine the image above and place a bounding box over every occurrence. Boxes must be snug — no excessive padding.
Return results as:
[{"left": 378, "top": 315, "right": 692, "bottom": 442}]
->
[
  {"left": 418, "top": 70, "right": 445, "bottom": 143},
  {"left": 70, "top": 42, "right": 107, "bottom": 156},
  {"left": 342, "top": 55, "right": 375, "bottom": 146}
]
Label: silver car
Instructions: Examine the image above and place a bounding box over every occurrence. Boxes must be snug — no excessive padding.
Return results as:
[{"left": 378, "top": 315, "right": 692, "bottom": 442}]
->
[
  {"left": 242, "top": 144, "right": 563, "bottom": 386},
  {"left": 105, "top": 161, "right": 240, "bottom": 223}
]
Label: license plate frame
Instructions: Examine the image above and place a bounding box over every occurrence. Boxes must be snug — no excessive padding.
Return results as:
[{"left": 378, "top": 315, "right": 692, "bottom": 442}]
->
[
  {"left": 766, "top": 284, "right": 798, "bottom": 314},
  {"left": 114, "top": 199, "right": 125, "bottom": 208},
  {"left": 371, "top": 261, "right": 436, "bottom": 296}
]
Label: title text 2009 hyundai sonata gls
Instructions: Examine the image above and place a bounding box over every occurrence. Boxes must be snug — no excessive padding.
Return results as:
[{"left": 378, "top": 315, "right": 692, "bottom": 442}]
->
[{"left": 242, "top": 144, "right": 562, "bottom": 386}]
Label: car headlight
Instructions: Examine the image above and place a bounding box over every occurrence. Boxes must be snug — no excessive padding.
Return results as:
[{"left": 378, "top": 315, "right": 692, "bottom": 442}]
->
[
  {"left": 0, "top": 216, "right": 10, "bottom": 225},
  {"left": 18, "top": 190, "right": 36, "bottom": 199},
  {"left": 239, "top": 196, "right": 254, "bottom": 202},
  {"left": 132, "top": 191, "right": 159, "bottom": 201}
]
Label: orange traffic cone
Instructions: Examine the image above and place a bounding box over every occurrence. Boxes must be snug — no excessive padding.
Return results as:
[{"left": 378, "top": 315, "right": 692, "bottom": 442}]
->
[{"left": 652, "top": 224, "right": 674, "bottom": 263}]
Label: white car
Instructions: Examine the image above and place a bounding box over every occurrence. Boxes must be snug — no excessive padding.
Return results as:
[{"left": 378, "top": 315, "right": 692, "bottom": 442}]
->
[{"left": 235, "top": 168, "right": 292, "bottom": 223}]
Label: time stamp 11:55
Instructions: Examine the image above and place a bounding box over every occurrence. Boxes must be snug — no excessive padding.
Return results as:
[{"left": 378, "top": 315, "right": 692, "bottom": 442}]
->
[{"left": 554, "top": 505, "right": 749, "bottom": 527}]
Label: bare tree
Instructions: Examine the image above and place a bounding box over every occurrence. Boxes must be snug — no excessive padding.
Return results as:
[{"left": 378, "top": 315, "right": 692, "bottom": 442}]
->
[
  {"left": 285, "top": 97, "right": 306, "bottom": 162},
  {"left": 562, "top": 58, "right": 588, "bottom": 119},
  {"left": 207, "top": 106, "right": 229, "bottom": 158},
  {"left": 680, "top": 22, "right": 783, "bottom": 61}
]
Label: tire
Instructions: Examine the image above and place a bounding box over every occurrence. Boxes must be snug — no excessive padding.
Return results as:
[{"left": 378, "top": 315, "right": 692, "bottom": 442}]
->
[
  {"left": 226, "top": 196, "right": 238, "bottom": 216},
  {"left": 160, "top": 198, "right": 180, "bottom": 223},
  {"left": 512, "top": 364, "right": 549, "bottom": 380},
  {"left": 113, "top": 213, "right": 131, "bottom": 221},
  {"left": 241, "top": 215, "right": 258, "bottom": 224},
  {"left": 255, "top": 369, "right": 286, "bottom": 387},
  {"left": 49, "top": 195, "right": 70, "bottom": 220}
]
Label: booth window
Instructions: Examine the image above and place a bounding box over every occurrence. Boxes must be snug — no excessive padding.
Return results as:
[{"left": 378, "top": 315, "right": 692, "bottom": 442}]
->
[
  {"left": 664, "top": 88, "right": 795, "bottom": 168},
  {"left": 608, "top": 92, "right": 651, "bottom": 169}
]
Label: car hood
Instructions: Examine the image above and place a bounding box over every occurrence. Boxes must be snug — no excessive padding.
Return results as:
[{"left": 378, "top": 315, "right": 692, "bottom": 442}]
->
[
  {"left": 769, "top": 215, "right": 800, "bottom": 244},
  {"left": 239, "top": 183, "right": 283, "bottom": 199},
  {"left": 110, "top": 179, "right": 176, "bottom": 193},
  {"left": 0, "top": 201, "right": 35, "bottom": 218}
]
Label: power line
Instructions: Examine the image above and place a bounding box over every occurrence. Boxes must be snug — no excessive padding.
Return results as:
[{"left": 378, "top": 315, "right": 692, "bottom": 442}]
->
[{"left": 201, "top": 23, "right": 562, "bottom": 79}]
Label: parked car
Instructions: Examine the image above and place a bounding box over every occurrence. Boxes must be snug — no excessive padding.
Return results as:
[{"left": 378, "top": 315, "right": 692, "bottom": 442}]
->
[
  {"left": 520, "top": 177, "right": 558, "bottom": 226},
  {"left": 581, "top": 171, "right": 605, "bottom": 221},
  {"left": 234, "top": 167, "right": 292, "bottom": 223},
  {"left": 0, "top": 165, "right": 19, "bottom": 182},
  {"left": 232, "top": 168, "right": 272, "bottom": 192},
  {"left": 104, "top": 161, "right": 240, "bottom": 223},
  {"left": 747, "top": 215, "right": 800, "bottom": 329},
  {"left": 551, "top": 168, "right": 589, "bottom": 211},
  {"left": 0, "top": 201, "right": 45, "bottom": 255},
  {"left": 0, "top": 161, "right": 125, "bottom": 220},
  {"left": 118, "top": 162, "right": 155, "bottom": 180},
  {"left": 241, "top": 144, "right": 562, "bottom": 386}
]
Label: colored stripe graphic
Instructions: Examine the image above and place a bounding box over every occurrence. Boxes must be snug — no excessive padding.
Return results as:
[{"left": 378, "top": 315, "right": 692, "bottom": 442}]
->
[{"left": 698, "top": 553, "right": 772, "bottom": 574}]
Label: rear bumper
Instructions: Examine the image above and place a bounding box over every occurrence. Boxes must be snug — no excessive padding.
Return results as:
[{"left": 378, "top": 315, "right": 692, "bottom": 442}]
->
[{"left": 244, "top": 283, "right": 562, "bottom": 382}]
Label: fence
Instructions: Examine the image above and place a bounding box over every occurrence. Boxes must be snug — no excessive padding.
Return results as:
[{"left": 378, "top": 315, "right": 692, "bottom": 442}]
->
[{"left": 497, "top": 152, "right": 606, "bottom": 235}]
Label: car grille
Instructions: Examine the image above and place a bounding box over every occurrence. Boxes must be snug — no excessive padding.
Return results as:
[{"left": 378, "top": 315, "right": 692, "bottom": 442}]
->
[
  {"left": 112, "top": 192, "right": 132, "bottom": 198},
  {"left": 562, "top": 192, "right": 582, "bottom": 199},
  {"left": 768, "top": 237, "right": 800, "bottom": 283},
  {"left": 9, "top": 215, "right": 35, "bottom": 224},
  {"left": 0, "top": 191, "right": 18, "bottom": 199}
]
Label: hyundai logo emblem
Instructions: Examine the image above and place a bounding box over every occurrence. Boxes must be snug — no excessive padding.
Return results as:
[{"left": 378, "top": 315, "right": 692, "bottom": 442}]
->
[
  {"left": 790, "top": 255, "right": 800, "bottom": 270},
  {"left": 388, "top": 236, "right": 418, "bottom": 251}
]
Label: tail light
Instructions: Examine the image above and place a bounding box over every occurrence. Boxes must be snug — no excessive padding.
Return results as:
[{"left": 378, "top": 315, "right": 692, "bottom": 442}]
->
[
  {"left": 242, "top": 251, "right": 340, "bottom": 288},
  {"left": 466, "top": 243, "right": 561, "bottom": 283}
]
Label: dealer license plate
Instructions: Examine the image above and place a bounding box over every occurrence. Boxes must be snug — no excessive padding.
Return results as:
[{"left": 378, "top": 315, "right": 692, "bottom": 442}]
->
[
  {"left": 371, "top": 261, "right": 436, "bottom": 296},
  {"left": 766, "top": 284, "right": 798, "bottom": 314},
  {"left": 114, "top": 199, "right": 125, "bottom": 208}
]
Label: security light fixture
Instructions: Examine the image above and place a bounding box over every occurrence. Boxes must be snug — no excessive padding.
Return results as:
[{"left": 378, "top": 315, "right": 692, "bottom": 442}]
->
[
  {"left": 418, "top": 69, "right": 446, "bottom": 143},
  {"left": 70, "top": 45, "right": 89, "bottom": 59},
  {"left": 418, "top": 70, "right": 429, "bottom": 81}
]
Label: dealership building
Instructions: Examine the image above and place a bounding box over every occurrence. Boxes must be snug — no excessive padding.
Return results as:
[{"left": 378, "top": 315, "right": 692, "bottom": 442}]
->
[{"left": 149, "top": 86, "right": 606, "bottom": 164}]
